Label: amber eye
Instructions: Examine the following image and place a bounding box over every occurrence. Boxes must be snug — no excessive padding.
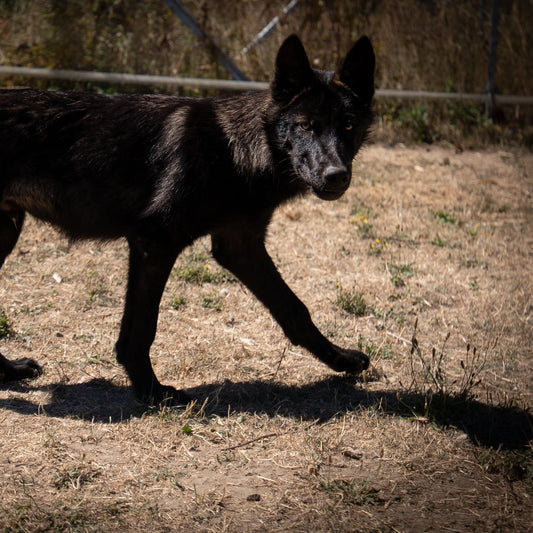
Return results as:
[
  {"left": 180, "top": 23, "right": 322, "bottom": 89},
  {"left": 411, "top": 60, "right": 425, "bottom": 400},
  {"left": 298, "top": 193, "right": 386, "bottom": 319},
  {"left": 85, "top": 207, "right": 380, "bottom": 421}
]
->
[
  {"left": 345, "top": 123, "right": 353, "bottom": 131},
  {"left": 300, "top": 122, "right": 311, "bottom": 131}
]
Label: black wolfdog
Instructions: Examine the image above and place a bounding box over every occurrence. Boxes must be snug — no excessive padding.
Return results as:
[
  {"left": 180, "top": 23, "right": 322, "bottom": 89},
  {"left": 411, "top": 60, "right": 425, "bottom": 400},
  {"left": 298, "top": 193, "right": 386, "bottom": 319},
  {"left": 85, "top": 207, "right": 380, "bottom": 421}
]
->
[{"left": 0, "top": 35, "right": 375, "bottom": 404}]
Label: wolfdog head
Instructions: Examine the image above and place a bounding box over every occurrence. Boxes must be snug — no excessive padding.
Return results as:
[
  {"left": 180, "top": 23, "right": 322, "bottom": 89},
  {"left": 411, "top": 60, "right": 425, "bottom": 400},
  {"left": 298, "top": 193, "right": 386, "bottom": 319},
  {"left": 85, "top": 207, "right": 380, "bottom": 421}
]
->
[{"left": 270, "top": 35, "right": 375, "bottom": 200}]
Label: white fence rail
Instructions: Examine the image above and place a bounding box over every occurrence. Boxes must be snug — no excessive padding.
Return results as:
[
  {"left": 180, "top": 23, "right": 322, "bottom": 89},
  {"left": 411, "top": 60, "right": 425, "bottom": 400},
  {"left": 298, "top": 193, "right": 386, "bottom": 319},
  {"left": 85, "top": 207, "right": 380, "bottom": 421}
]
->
[{"left": 1, "top": 65, "right": 532, "bottom": 106}]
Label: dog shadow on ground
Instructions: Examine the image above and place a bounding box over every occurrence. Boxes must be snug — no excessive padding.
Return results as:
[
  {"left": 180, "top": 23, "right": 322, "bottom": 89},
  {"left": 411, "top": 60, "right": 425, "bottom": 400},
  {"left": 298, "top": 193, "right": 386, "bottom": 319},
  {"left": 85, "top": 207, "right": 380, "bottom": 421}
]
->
[{"left": 1, "top": 375, "right": 531, "bottom": 451}]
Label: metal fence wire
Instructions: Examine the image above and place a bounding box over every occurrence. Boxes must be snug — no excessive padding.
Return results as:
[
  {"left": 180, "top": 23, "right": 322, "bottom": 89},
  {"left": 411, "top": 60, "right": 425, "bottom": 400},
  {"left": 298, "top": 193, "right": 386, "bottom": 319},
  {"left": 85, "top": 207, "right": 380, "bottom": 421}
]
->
[{"left": 1, "top": 65, "right": 531, "bottom": 107}]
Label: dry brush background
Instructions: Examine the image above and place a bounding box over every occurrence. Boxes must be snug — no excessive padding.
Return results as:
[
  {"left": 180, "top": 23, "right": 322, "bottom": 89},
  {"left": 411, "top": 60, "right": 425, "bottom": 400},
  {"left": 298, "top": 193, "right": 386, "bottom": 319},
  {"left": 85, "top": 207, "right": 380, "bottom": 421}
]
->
[{"left": 1, "top": 0, "right": 533, "bottom": 145}]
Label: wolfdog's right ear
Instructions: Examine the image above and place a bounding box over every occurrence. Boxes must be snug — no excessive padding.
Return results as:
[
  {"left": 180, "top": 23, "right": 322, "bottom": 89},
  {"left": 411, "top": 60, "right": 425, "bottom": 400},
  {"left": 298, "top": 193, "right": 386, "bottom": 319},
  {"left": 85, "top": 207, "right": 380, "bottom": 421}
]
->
[{"left": 271, "top": 34, "right": 314, "bottom": 105}]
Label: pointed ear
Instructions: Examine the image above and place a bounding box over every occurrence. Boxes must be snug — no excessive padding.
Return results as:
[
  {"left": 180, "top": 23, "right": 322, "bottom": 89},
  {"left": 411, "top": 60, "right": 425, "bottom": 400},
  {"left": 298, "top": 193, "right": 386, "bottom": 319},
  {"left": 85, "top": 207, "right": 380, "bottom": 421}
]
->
[
  {"left": 338, "top": 36, "right": 375, "bottom": 105},
  {"left": 271, "top": 34, "right": 315, "bottom": 105}
]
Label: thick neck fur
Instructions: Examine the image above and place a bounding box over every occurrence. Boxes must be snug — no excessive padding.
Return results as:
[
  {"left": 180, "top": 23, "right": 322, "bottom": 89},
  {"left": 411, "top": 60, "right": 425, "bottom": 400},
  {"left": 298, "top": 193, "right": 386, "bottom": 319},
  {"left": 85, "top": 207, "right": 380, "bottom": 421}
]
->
[{"left": 213, "top": 91, "right": 277, "bottom": 178}]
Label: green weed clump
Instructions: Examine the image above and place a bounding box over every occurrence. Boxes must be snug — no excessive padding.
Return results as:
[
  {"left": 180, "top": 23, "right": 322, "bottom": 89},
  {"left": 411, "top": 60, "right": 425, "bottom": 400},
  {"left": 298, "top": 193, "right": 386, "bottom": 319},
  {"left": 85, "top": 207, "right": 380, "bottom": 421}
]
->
[
  {"left": 336, "top": 287, "right": 367, "bottom": 316},
  {"left": 435, "top": 210, "right": 458, "bottom": 225},
  {"left": 386, "top": 262, "right": 416, "bottom": 288},
  {"left": 0, "top": 309, "right": 12, "bottom": 339},
  {"left": 431, "top": 234, "right": 446, "bottom": 247},
  {"left": 170, "top": 296, "right": 187, "bottom": 310},
  {"left": 201, "top": 293, "right": 224, "bottom": 312},
  {"left": 174, "top": 254, "right": 235, "bottom": 285}
]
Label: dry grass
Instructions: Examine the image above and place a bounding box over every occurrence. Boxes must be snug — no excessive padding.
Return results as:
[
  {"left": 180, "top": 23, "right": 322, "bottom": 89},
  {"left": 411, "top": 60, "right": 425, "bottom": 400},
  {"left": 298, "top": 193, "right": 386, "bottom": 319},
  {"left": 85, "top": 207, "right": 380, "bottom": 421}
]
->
[{"left": 1, "top": 144, "right": 532, "bottom": 532}]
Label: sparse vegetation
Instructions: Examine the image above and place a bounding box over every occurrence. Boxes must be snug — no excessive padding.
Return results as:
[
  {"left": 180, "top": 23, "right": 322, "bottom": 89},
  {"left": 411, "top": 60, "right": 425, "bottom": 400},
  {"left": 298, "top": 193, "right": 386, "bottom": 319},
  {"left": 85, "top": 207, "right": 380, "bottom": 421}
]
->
[
  {"left": 431, "top": 233, "right": 446, "bottom": 247},
  {"left": 349, "top": 208, "right": 375, "bottom": 238},
  {"left": 319, "top": 478, "right": 381, "bottom": 506},
  {"left": 86, "top": 270, "right": 112, "bottom": 306},
  {"left": 406, "top": 318, "right": 487, "bottom": 404},
  {"left": 397, "top": 103, "right": 434, "bottom": 144},
  {"left": 170, "top": 296, "right": 187, "bottom": 310},
  {"left": 435, "top": 209, "right": 458, "bottom": 225},
  {"left": 386, "top": 262, "right": 416, "bottom": 287},
  {"left": 336, "top": 286, "right": 367, "bottom": 316},
  {"left": 0, "top": 308, "right": 12, "bottom": 338},
  {"left": 173, "top": 253, "right": 235, "bottom": 285},
  {"left": 0, "top": 141, "right": 531, "bottom": 530},
  {"left": 357, "top": 335, "right": 394, "bottom": 361},
  {"left": 201, "top": 293, "right": 224, "bottom": 312}
]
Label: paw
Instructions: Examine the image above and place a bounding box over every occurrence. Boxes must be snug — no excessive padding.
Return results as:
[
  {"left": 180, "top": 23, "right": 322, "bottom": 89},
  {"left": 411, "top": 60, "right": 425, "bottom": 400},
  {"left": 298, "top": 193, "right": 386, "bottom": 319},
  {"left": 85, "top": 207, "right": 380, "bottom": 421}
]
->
[
  {"left": 136, "top": 383, "right": 190, "bottom": 408},
  {"left": 1, "top": 356, "right": 43, "bottom": 382},
  {"left": 329, "top": 347, "right": 369, "bottom": 375}
]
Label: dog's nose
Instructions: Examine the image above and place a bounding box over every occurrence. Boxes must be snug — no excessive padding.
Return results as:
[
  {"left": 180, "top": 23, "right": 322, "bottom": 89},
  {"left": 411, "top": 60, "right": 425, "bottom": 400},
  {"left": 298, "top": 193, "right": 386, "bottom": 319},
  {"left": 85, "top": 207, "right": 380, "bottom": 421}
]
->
[{"left": 324, "top": 166, "right": 350, "bottom": 188}]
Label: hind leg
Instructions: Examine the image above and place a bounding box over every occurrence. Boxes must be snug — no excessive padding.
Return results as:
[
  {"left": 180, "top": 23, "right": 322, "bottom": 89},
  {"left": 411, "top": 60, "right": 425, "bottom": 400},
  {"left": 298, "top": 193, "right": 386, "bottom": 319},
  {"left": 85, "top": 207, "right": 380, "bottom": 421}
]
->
[
  {"left": 0, "top": 353, "right": 42, "bottom": 381},
  {"left": 0, "top": 204, "right": 42, "bottom": 382}
]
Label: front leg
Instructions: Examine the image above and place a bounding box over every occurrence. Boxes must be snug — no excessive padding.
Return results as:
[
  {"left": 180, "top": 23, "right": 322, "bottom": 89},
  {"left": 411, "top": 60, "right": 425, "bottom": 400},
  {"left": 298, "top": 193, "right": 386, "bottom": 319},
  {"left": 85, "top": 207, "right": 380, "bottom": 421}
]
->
[
  {"left": 115, "top": 236, "right": 189, "bottom": 406},
  {"left": 211, "top": 222, "right": 369, "bottom": 375}
]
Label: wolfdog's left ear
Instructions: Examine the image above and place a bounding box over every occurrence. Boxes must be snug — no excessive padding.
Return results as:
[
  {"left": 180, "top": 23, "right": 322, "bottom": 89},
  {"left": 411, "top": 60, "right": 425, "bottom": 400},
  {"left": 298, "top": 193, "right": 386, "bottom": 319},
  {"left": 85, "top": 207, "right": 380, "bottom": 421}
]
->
[
  {"left": 272, "top": 34, "right": 315, "bottom": 105},
  {"left": 338, "top": 36, "right": 375, "bottom": 105}
]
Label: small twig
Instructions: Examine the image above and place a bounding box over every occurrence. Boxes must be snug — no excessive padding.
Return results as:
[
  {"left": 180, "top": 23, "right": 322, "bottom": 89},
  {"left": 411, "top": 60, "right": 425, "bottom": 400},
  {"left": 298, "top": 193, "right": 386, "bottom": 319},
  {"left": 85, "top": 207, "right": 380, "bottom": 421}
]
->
[
  {"left": 385, "top": 330, "right": 410, "bottom": 345},
  {"left": 271, "top": 343, "right": 288, "bottom": 381},
  {"left": 487, "top": 369, "right": 514, "bottom": 384},
  {"left": 222, "top": 419, "right": 320, "bottom": 451},
  {"left": 222, "top": 432, "right": 278, "bottom": 451}
]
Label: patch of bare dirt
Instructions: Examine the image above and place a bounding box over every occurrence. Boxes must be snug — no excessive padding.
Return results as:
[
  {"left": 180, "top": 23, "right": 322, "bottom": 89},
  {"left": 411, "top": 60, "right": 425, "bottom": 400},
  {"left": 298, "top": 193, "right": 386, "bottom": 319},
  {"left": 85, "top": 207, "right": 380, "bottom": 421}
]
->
[{"left": 1, "top": 143, "right": 531, "bottom": 532}]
